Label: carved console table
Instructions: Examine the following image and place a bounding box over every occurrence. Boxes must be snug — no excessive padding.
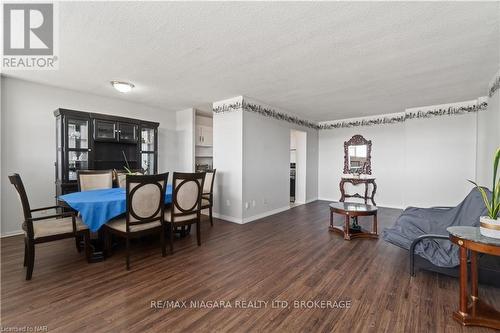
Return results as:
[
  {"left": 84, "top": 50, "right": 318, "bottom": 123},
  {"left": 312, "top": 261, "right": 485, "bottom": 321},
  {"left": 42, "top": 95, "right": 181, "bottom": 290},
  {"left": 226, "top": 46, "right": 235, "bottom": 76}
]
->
[{"left": 339, "top": 177, "right": 377, "bottom": 206}]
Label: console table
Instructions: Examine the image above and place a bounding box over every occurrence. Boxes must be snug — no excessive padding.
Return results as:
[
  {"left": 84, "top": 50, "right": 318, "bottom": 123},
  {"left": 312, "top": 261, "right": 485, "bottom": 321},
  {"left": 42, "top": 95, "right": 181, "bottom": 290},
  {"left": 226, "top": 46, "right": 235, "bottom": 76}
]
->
[
  {"left": 447, "top": 226, "right": 500, "bottom": 330},
  {"left": 339, "top": 177, "right": 377, "bottom": 206}
]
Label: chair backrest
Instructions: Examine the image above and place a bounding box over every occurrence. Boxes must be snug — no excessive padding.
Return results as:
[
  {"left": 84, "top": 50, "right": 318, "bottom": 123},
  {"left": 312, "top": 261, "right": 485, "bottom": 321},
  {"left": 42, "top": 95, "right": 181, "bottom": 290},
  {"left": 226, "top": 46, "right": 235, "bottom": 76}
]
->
[
  {"left": 171, "top": 172, "right": 206, "bottom": 219},
  {"left": 126, "top": 172, "right": 169, "bottom": 232},
  {"left": 77, "top": 170, "right": 113, "bottom": 191},
  {"left": 113, "top": 169, "right": 144, "bottom": 188},
  {"left": 8, "top": 173, "right": 32, "bottom": 221},
  {"left": 203, "top": 169, "right": 216, "bottom": 196}
]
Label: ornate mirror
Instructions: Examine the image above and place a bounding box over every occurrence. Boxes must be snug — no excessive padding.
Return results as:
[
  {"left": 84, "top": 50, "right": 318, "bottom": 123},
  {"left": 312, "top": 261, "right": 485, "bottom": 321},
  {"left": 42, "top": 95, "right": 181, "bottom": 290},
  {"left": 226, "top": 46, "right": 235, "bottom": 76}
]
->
[{"left": 343, "top": 135, "right": 372, "bottom": 175}]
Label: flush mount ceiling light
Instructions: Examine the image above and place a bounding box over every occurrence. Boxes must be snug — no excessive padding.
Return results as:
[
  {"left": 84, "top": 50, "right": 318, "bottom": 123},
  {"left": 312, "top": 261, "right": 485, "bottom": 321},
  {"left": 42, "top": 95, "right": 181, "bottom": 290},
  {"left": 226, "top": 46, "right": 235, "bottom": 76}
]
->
[{"left": 110, "top": 80, "right": 135, "bottom": 93}]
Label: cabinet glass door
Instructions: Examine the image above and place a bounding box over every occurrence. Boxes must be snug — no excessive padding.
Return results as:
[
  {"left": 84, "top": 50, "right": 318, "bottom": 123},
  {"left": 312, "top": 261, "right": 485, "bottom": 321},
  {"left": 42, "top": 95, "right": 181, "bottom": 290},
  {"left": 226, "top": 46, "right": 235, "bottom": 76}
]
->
[
  {"left": 118, "top": 123, "right": 137, "bottom": 142},
  {"left": 141, "top": 127, "right": 155, "bottom": 152},
  {"left": 68, "top": 118, "right": 88, "bottom": 149},
  {"left": 66, "top": 117, "right": 90, "bottom": 181},
  {"left": 94, "top": 119, "right": 116, "bottom": 140},
  {"left": 68, "top": 151, "right": 89, "bottom": 181},
  {"left": 141, "top": 153, "right": 155, "bottom": 175}
]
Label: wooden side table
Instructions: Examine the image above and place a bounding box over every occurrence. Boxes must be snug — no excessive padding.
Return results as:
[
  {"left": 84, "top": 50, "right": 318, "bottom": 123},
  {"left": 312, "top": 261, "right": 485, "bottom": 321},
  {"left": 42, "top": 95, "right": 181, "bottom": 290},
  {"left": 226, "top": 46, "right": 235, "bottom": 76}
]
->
[
  {"left": 339, "top": 177, "right": 377, "bottom": 206},
  {"left": 329, "top": 202, "right": 378, "bottom": 240},
  {"left": 447, "top": 226, "right": 500, "bottom": 330}
]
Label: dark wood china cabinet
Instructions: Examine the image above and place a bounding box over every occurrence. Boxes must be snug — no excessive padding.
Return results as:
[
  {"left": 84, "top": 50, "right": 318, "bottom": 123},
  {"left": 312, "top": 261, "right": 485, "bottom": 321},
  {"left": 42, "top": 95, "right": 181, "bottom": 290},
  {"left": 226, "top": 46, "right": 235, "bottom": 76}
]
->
[{"left": 54, "top": 109, "right": 159, "bottom": 196}]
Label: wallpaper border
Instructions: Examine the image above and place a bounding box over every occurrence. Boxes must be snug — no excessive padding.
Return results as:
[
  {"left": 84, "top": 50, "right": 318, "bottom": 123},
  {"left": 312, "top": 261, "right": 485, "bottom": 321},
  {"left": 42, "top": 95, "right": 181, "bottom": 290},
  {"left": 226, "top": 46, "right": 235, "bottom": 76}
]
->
[
  {"left": 213, "top": 98, "right": 320, "bottom": 129},
  {"left": 489, "top": 73, "right": 500, "bottom": 97},
  {"left": 213, "top": 98, "right": 488, "bottom": 130}
]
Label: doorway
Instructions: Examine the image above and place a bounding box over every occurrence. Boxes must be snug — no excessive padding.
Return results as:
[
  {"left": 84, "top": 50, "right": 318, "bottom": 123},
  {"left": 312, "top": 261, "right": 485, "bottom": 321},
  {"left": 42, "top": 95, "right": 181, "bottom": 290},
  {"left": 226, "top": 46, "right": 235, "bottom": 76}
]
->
[{"left": 290, "top": 129, "right": 307, "bottom": 207}]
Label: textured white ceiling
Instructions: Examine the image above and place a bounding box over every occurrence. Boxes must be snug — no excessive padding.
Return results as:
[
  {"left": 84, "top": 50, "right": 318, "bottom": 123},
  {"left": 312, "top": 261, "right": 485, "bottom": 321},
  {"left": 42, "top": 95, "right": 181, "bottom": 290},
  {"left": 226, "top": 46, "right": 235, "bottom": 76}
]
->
[{"left": 3, "top": 2, "right": 499, "bottom": 121}]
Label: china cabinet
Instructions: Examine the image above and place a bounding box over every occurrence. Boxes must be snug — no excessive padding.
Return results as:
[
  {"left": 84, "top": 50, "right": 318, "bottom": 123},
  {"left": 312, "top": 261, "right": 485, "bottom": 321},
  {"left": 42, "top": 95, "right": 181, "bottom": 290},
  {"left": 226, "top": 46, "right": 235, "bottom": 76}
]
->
[{"left": 54, "top": 109, "right": 159, "bottom": 196}]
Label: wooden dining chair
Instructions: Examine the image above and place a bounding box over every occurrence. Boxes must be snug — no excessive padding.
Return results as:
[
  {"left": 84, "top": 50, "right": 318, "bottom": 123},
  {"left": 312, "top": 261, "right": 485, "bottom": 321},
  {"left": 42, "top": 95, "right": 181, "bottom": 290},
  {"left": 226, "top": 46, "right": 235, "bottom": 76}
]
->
[
  {"left": 77, "top": 170, "right": 113, "bottom": 191},
  {"left": 113, "top": 169, "right": 144, "bottom": 188},
  {"left": 8, "top": 173, "right": 91, "bottom": 280},
  {"left": 104, "top": 172, "right": 169, "bottom": 270},
  {"left": 201, "top": 169, "right": 216, "bottom": 226},
  {"left": 165, "top": 172, "right": 206, "bottom": 254}
]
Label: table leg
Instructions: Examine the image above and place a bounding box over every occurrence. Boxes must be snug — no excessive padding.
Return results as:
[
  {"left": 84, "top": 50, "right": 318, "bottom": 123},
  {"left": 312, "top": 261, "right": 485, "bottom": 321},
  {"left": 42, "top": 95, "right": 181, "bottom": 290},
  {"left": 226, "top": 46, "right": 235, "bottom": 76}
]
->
[
  {"left": 330, "top": 208, "right": 333, "bottom": 228},
  {"left": 344, "top": 215, "right": 350, "bottom": 240},
  {"left": 471, "top": 250, "right": 478, "bottom": 299},
  {"left": 364, "top": 183, "right": 368, "bottom": 204},
  {"left": 373, "top": 212, "right": 378, "bottom": 235},
  {"left": 339, "top": 180, "right": 346, "bottom": 202},
  {"left": 459, "top": 246, "right": 468, "bottom": 315}
]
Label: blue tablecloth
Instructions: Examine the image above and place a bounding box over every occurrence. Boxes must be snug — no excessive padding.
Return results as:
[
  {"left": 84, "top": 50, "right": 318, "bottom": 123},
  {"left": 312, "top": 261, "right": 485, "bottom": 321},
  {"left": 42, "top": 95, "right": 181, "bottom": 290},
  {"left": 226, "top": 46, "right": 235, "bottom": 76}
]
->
[{"left": 59, "top": 185, "right": 172, "bottom": 232}]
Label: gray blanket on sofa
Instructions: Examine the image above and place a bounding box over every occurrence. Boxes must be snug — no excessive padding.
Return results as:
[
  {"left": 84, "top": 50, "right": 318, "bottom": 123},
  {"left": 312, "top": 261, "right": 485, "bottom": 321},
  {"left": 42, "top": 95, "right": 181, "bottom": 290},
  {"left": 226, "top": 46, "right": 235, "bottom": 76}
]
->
[{"left": 382, "top": 188, "right": 490, "bottom": 267}]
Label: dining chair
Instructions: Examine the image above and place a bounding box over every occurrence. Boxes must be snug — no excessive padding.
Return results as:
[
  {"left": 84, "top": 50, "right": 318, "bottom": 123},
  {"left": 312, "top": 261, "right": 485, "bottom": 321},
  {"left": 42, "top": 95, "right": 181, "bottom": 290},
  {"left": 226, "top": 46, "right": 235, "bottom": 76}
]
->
[
  {"left": 201, "top": 169, "right": 216, "bottom": 226},
  {"left": 113, "top": 169, "right": 144, "bottom": 188},
  {"left": 104, "top": 172, "right": 169, "bottom": 270},
  {"left": 8, "top": 173, "right": 91, "bottom": 280},
  {"left": 165, "top": 172, "right": 206, "bottom": 254},
  {"left": 77, "top": 170, "right": 113, "bottom": 192}
]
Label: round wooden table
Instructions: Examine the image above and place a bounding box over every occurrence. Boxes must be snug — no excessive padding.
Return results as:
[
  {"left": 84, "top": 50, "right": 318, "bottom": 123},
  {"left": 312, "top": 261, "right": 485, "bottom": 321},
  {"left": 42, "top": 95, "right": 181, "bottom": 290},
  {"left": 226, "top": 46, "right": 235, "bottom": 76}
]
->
[
  {"left": 447, "top": 226, "right": 500, "bottom": 330},
  {"left": 329, "top": 202, "right": 378, "bottom": 240}
]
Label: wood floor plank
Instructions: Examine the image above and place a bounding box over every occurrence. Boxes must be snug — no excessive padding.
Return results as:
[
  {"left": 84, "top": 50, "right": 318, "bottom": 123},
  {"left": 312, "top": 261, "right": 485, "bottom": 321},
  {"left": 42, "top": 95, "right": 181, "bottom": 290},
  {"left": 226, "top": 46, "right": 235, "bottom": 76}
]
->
[{"left": 1, "top": 201, "right": 499, "bottom": 332}]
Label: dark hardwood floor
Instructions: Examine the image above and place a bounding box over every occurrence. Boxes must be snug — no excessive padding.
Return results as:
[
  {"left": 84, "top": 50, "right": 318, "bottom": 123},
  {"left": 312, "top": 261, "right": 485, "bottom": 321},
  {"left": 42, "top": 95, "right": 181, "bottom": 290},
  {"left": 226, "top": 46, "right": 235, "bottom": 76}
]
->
[{"left": 1, "top": 201, "right": 499, "bottom": 332}]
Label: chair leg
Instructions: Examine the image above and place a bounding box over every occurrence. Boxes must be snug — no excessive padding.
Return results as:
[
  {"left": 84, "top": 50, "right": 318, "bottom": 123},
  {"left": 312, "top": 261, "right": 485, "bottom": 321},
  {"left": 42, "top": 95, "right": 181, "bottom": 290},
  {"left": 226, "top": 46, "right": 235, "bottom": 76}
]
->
[
  {"left": 75, "top": 234, "right": 82, "bottom": 253},
  {"left": 196, "top": 220, "right": 201, "bottom": 246},
  {"left": 160, "top": 226, "right": 166, "bottom": 257},
  {"left": 169, "top": 223, "right": 174, "bottom": 254},
  {"left": 83, "top": 231, "right": 91, "bottom": 263},
  {"left": 23, "top": 238, "right": 28, "bottom": 267},
  {"left": 125, "top": 237, "right": 130, "bottom": 270},
  {"left": 209, "top": 206, "right": 213, "bottom": 226},
  {"left": 26, "top": 241, "right": 35, "bottom": 280}
]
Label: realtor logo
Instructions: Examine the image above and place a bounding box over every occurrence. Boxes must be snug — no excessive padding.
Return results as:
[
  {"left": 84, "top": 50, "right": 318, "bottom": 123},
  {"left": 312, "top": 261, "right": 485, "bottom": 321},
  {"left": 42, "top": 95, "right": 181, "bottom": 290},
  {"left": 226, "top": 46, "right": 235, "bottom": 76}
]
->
[{"left": 2, "top": 2, "right": 58, "bottom": 70}]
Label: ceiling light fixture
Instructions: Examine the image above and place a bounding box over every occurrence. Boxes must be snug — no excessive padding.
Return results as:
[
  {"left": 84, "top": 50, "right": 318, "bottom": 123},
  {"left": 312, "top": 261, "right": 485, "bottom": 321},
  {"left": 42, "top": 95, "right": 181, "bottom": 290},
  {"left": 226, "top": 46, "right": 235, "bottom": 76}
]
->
[{"left": 110, "top": 80, "right": 135, "bottom": 93}]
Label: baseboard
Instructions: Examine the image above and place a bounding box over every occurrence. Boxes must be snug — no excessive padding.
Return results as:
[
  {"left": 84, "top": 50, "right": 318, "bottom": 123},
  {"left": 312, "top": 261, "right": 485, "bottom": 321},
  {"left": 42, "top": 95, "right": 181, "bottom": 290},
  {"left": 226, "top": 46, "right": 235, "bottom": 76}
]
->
[
  {"left": 214, "top": 206, "right": 292, "bottom": 224},
  {"left": 1, "top": 230, "right": 24, "bottom": 238},
  {"left": 306, "top": 197, "right": 318, "bottom": 204},
  {"left": 242, "top": 206, "right": 290, "bottom": 224},
  {"left": 212, "top": 213, "right": 244, "bottom": 224}
]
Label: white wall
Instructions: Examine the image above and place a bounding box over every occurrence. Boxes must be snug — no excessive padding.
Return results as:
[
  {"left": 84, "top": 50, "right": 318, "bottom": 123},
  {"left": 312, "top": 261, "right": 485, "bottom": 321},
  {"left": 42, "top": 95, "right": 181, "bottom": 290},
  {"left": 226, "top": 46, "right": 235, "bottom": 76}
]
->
[
  {"left": 319, "top": 113, "right": 478, "bottom": 208},
  {"left": 212, "top": 97, "right": 243, "bottom": 222},
  {"left": 241, "top": 98, "right": 319, "bottom": 222},
  {"left": 213, "top": 96, "right": 319, "bottom": 223},
  {"left": 404, "top": 114, "right": 477, "bottom": 207},
  {"left": 176, "top": 108, "right": 195, "bottom": 172},
  {"left": 1, "top": 77, "right": 177, "bottom": 236},
  {"left": 319, "top": 123, "right": 406, "bottom": 208},
  {"left": 242, "top": 111, "right": 290, "bottom": 220},
  {"left": 476, "top": 70, "right": 500, "bottom": 187}
]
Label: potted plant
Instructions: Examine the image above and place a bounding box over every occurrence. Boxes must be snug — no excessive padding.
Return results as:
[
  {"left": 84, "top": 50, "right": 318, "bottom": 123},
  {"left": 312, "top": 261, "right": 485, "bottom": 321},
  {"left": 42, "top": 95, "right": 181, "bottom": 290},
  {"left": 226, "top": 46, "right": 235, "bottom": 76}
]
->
[{"left": 469, "top": 147, "right": 500, "bottom": 238}]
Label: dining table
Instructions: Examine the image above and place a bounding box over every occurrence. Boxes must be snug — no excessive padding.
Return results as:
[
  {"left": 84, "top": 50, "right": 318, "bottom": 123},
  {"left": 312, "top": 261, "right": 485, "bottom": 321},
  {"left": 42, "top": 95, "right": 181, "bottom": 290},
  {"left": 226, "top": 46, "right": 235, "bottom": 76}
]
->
[{"left": 58, "top": 185, "right": 173, "bottom": 261}]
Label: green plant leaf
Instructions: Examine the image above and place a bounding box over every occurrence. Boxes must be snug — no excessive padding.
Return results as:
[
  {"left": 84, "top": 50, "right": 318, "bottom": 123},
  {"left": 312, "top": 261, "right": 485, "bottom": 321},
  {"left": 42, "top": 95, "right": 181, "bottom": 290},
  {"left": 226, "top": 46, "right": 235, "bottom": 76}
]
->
[
  {"left": 494, "top": 180, "right": 500, "bottom": 218},
  {"left": 468, "top": 180, "right": 493, "bottom": 218},
  {"left": 492, "top": 147, "right": 500, "bottom": 217}
]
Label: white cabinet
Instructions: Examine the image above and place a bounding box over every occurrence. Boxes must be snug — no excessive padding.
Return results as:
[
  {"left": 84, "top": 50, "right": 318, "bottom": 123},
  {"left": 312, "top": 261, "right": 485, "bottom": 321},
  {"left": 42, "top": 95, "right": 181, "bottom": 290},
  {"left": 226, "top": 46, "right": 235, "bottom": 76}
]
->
[
  {"left": 203, "top": 126, "right": 213, "bottom": 146},
  {"left": 196, "top": 125, "right": 213, "bottom": 146}
]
